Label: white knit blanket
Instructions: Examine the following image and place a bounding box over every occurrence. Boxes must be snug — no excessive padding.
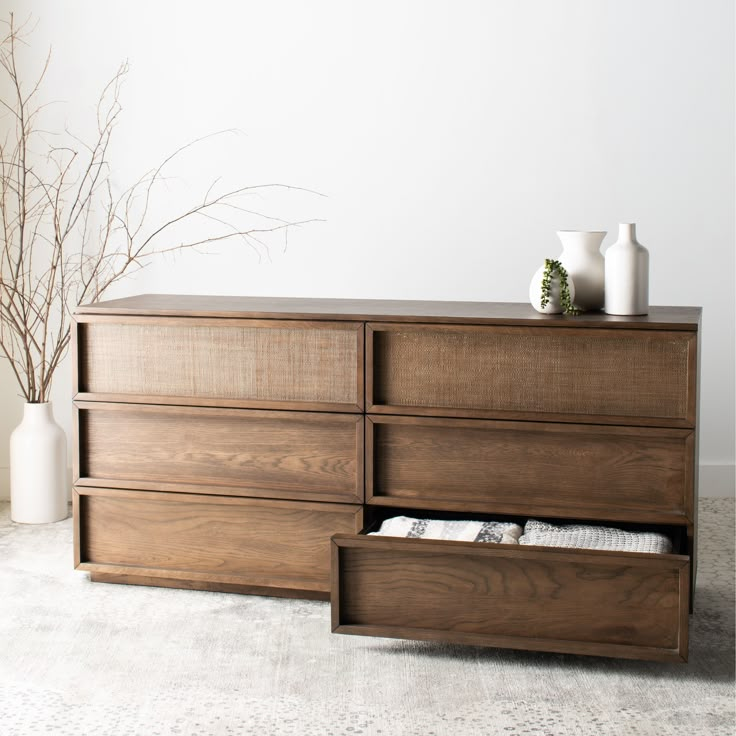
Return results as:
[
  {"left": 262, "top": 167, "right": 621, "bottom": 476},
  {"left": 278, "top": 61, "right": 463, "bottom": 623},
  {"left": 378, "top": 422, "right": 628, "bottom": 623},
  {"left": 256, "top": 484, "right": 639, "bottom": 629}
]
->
[
  {"left": 369, "top": 516, "right": 523, "bottom": 544},
  {"left": 519, "top": 519, "right": 672, "bottom": 554}
]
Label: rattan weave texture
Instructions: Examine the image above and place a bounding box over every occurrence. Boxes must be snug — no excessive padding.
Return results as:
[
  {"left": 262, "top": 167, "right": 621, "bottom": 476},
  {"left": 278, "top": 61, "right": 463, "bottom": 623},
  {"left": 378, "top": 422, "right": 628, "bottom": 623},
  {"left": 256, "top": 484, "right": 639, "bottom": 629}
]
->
[
  {"left": 374, "top": 328, "right": 690, "bottom": 418},
  {"left": 83, "top": 322, "right": 359, "bottom": 403}
]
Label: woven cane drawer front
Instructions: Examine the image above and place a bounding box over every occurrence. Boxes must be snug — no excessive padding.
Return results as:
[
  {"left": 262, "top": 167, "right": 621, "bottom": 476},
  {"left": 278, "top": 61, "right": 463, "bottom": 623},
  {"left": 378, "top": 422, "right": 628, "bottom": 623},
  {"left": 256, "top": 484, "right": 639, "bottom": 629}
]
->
[
  {"left": 368, "top": 324, "right": 695, "bottom": 425},
  {"left": 76, "top": 316, "right": 363, "bottom": 411},
  {"left": 75, "top": 402, "right": 364, "bottom": 504}
]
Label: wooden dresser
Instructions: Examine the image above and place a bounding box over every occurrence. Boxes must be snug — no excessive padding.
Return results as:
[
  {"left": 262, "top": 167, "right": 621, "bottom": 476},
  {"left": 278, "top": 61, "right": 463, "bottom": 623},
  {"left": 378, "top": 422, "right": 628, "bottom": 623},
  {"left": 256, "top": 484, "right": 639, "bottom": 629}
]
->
[{"left": 72, "top": 295, "right": 700, "bottom": 662}]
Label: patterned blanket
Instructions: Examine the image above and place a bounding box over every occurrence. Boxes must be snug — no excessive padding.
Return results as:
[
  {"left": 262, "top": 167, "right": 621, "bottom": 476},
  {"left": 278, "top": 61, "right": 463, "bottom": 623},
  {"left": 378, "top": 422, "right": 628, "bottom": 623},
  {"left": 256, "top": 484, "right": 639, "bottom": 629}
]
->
[
  {"left": 369, "top": 516, "right": 523, "bottom": 544},
  {"left": 519, "top": 519, "right": 672, "bottom": 554},
  {"left": 368, "top": 516, "right": 673, "bottom": 555}
]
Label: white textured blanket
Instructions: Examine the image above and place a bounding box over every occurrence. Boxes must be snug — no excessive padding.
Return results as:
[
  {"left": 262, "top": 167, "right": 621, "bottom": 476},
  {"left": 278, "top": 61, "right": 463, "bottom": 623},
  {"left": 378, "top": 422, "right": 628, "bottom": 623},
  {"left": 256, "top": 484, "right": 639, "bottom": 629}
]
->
[
  {"left": 519, "top": 519, "right": 673, "bottom": 554},
  {"left": 369, "top": 516, "right": 523, "bottom": 544}
]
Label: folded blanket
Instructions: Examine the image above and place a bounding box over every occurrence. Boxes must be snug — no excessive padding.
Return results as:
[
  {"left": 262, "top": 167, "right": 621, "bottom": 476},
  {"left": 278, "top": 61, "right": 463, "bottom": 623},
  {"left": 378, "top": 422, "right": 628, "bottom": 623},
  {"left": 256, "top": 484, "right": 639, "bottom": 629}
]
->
[
  {"left": 369, "top": 516, "right": 523, "bottom": 544},
  {"left": 519, "top": 519, "right": 672, "bottom": 554}
]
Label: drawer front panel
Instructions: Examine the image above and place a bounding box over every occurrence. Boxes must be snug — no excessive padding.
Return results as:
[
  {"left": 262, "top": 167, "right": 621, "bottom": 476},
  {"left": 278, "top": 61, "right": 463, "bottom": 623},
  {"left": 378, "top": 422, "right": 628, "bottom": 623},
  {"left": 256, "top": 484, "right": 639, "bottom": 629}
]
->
[
  {"left": 332, "top": 536, "right": 689, "bottom": 662},
  {"left": 76, "top": 488, "right": 363, "bottom": 594},
  {"left": 76, "top": 316, "right": 363, "bottom": 410},
  {"left": 368, "top": 416, "right": 693, "bottom": 522},
  {"left": 76, "top": 403, "right": 363, "bottom": 504},
  {"left": 368, "top": 324, "right": 695, "bottom": 424}
]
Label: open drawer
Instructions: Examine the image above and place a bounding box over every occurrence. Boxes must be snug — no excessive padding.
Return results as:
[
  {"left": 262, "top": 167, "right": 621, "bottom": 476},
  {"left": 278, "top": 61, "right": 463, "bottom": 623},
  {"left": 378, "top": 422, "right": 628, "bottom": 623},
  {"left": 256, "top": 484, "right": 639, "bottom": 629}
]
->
[{"left": 331, "top": 513, "right": 690, "bottom": 662}]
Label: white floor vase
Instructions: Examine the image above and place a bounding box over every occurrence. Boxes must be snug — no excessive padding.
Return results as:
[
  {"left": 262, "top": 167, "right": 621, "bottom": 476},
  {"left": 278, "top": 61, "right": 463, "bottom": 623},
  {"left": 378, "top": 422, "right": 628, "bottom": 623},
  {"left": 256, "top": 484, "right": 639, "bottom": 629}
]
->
[{"left": 10, "top": 402, "right": 68, "bottom": 524}]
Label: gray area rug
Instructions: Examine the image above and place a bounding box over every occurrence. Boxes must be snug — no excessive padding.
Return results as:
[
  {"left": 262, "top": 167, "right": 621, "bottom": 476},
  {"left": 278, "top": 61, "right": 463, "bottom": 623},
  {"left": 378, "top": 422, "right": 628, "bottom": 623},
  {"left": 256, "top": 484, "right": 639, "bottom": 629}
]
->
[{"left": 0, "top": 499, "right": 733, "bottom": 736}]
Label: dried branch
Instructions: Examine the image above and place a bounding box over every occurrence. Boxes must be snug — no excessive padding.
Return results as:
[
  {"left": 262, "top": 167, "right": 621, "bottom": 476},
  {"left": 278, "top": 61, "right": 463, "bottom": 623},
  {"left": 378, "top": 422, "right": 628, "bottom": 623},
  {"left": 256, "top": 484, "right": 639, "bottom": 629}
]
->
[{"left": 0, "top": 13, "right": 322, "bottom": 403}]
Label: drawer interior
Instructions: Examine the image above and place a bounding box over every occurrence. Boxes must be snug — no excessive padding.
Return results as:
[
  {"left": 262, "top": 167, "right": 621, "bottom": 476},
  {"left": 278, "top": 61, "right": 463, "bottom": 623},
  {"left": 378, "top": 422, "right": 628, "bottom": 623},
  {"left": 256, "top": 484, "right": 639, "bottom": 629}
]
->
[{"left": 358, "top": 505, "right": 689, "bottom": 555}]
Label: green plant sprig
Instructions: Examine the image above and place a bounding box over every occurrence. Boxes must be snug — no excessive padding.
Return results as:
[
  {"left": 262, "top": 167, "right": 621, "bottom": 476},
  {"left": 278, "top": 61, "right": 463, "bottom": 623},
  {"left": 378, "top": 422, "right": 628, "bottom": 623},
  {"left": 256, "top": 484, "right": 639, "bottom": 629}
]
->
[{"left": 540, "top": 259, "right": 580, "bottom": 315}]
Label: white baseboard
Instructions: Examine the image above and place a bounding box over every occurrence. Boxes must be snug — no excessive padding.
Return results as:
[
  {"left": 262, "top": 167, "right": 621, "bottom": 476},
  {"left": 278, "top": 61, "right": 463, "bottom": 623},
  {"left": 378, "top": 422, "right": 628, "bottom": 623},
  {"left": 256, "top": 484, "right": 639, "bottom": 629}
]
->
[
  {"left": 1, "top": 464, "right": 734, "bottom": 500},
  {"left": 699, "top": 464, "right": 736, "bottom": 498}
]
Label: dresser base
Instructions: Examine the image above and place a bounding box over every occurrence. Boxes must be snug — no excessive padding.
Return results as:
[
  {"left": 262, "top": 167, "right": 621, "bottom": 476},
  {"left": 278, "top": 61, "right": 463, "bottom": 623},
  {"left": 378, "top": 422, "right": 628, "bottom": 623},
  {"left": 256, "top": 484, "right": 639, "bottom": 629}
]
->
[{"left": 89, "top": 572, "right": 330, "bottom": 601}]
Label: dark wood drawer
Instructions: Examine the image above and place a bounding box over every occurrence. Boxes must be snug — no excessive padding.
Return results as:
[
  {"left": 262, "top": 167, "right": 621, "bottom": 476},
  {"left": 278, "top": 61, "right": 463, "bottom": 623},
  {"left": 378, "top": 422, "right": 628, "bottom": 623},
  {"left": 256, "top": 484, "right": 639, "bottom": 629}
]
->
[
  {"left": 367, "top": 416, "right": 693, "bottom": 523},
  {"left": 367, "top": 323, "right": 696, "bottom": 426},
  {"left": 75, "top": 487, "right": 363, "bottom": 599},
  {"left": 74, "top": 315, "right": 364, "bottom": 412},
  {"left": 332, "top": 527, "right": 690, "bottom": 662},
  {"left": 75, "top": 402, "right": 364, "bottom": 504}
]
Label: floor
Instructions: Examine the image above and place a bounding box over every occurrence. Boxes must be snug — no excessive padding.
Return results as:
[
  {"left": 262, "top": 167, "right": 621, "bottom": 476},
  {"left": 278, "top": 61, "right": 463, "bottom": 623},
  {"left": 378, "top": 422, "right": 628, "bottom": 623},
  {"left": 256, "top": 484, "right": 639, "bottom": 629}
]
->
[{"left": 0, "top": 499, "right": 733, "bottom": 736}]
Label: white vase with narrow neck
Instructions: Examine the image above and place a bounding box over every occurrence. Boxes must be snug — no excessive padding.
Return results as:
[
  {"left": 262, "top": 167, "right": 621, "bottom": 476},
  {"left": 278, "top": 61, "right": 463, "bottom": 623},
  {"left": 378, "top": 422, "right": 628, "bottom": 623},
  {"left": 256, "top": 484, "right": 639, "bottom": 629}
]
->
[
  {"left": 604, "top": 223, "right": 649, "bottom": 315},
  {"left": 556, "top": 230, "right": 606, "bottom": 311},
  {"left": 10, "top": 402, "right": 68, "bottom": 524}
]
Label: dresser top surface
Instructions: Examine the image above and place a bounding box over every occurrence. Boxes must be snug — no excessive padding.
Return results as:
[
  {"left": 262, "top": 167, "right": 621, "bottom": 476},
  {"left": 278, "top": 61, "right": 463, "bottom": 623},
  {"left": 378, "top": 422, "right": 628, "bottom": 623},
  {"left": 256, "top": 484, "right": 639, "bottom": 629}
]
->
[{"left": 75, "top": 294, "right": 702, "bottom": 330}]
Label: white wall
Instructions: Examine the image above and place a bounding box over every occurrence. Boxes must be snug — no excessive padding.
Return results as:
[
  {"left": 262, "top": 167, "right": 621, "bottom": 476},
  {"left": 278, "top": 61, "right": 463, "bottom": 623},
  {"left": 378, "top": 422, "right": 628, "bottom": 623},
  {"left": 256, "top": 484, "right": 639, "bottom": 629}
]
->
[{"left": 0, "top": 0, "right": 734, "bottom": 497}]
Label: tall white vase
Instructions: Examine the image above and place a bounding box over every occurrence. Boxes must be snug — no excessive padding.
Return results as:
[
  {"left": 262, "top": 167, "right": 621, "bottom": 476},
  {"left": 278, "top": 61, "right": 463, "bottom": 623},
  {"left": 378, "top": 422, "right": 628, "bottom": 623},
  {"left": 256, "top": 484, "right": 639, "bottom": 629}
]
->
[
  {"left": 557, "top": 230, "right": 606, "bottom": 311},
  {"left": 10, "top": 402, "right": 68, "bottom": 524},
  {"left": 604, "top": 223, "right": 649, "bottom": 315}
]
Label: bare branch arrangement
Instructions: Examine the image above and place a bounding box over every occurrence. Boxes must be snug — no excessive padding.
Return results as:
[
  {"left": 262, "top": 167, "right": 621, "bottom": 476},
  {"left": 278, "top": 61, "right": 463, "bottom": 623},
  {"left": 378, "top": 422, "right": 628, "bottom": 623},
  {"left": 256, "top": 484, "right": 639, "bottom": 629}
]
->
[{"left": 0, "top": 14, "right": 319, "bottom": 403}]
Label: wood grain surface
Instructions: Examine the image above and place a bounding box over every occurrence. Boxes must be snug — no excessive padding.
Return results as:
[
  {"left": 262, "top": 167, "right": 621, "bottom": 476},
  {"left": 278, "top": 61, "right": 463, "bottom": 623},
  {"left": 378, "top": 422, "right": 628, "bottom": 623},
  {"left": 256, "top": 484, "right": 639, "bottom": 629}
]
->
[
  {"left": 76, "top": 402, "right": 364, "bottom": 503},
  {"left": 74, "top": 294, "right": 702, "bottom": 331},
  {"left": 332, "top": 534, "right": 689, "bottom": 662},
  {"left": 76, "top": 487, "right": 363, "bottom": 594},
  {"left": 367, "top": 415, "right": 693, "bottom": 522}
]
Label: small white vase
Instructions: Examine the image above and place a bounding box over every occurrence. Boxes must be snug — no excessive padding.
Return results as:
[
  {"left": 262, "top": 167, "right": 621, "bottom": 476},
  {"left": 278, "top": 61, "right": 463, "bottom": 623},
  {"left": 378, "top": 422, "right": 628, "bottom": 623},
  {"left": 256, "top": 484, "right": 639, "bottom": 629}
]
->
[
  {"left": 10, "top": 402, "right": 68, "bottom": 524},
  {"left": 557, "top": 230, "right": 606, "bottom": 311},
  {"left": 604, "top": 223, "right": 649, "bottom": 315},
  {"left": 529, "top": 263, "right": 576, "bottom": 314}
]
